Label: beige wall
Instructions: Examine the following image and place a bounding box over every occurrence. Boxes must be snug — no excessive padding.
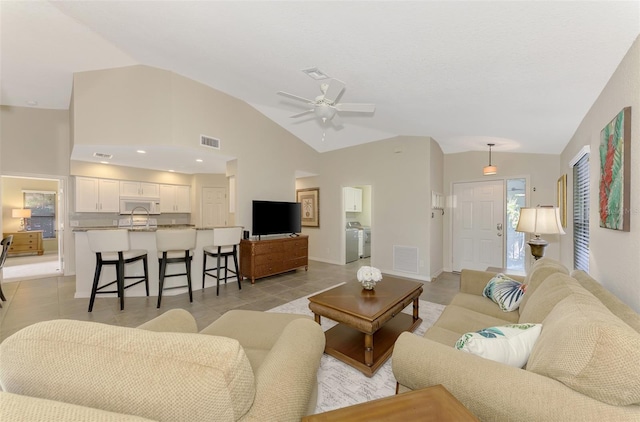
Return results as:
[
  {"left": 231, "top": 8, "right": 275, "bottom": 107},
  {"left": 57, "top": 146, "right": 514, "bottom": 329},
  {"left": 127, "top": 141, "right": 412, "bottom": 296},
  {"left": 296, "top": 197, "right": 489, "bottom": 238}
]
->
[
  {"left": 312, "top": 136, "right": 434, "bottom": 280},
  {"left": 1, "top": 106, "right": 70, "bottom": 176},
  {"left": 430, "top": 140, "right": 445, "bottom": 278},
  {"left": 560, "top": 36, "right": 640, "bottom": 312},
  {"left": 1, "top": 177, "right": 59, "bottom": 253},
  {"left": 443, "top": 150, "right": 560, "bottom": 272}
]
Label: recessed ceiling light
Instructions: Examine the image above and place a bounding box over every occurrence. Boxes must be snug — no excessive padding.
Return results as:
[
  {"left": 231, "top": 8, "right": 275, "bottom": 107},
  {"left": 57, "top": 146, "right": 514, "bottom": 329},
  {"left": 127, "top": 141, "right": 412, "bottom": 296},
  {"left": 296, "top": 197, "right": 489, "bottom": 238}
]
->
[
  {"left": 136, "top": 150, "right": 146, "bottom": 154},
  {"left": 26, "top": 100, "right": 38, "bottom": 106},
  {"left": 301, "top": 67, "right": 330, "bottom": 80},
  {"left": 196, "top": 159, "right": 203, "bottom": 162},
  {"left": 100, "top": 161, "right": 109, "bottom": 165},
  {"left": 168, "top": 170, "right": 175, "bottom": 173}
]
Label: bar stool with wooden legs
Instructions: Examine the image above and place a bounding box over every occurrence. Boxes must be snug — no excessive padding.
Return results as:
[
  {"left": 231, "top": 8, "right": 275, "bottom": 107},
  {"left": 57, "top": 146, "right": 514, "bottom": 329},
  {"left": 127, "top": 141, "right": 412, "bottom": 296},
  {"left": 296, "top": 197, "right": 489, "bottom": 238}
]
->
[
  {"left": 87, "top": 230, "right": 149, "bottom": 312},
  {"left": 202, "top": 226, "right": 243, "bottom": 296},
  {"left": 156, "top": 228, "right": 196, "bottom": 308}
]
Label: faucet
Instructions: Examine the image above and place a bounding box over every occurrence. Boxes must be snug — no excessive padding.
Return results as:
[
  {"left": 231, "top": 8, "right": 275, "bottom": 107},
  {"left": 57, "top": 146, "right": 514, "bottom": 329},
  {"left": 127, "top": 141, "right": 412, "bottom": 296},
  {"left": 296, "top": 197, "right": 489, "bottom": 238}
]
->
[{"left": 130, "top": 206, "right": 150, "bottom": 228}]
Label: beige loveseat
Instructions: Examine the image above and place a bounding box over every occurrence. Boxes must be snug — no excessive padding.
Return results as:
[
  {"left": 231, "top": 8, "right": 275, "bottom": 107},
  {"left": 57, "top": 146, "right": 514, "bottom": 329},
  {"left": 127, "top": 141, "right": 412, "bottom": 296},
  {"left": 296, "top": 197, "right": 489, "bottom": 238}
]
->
[
  {"left": 392, "top": 258, "right": 640, "bottom": 421},
  {"left": 0, "top": 309, "right": 325, "bottom": 421}
]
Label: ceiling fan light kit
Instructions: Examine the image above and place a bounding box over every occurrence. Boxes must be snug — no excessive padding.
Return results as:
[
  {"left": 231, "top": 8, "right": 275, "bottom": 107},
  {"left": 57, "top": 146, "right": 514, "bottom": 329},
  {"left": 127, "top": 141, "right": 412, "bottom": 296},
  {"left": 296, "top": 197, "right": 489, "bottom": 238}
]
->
[
  {"left": 483, "top": 143, "right": 497, "bottom": 175},
  {"left": 277, "top": 78, "right": 375, "bottom": 128}
]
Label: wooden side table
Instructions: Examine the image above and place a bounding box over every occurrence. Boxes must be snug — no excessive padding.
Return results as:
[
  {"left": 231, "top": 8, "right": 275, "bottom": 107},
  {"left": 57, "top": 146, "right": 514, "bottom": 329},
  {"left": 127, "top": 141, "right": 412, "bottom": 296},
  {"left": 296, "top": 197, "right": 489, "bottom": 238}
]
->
[{"left": 302, "top": 385, "right": 478, "bottom": 421}]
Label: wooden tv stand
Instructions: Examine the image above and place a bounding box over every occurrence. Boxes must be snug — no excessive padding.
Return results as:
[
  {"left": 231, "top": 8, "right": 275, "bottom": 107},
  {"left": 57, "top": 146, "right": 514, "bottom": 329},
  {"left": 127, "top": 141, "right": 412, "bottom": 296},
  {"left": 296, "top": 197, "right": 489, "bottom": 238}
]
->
[{"left": 240, "top": 235, "right": 308, "bottom": 283}]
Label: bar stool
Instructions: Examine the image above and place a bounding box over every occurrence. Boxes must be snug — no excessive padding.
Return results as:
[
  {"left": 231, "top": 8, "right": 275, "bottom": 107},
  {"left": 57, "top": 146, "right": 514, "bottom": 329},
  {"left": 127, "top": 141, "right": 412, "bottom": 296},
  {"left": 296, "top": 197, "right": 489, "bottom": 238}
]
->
[
  {"left": 156, "top": 229, "right": 196, "bottom": 308},
  {"left": 87, "top": 230, "right": 149, "bottom": 312},
  {"left": 0, "top": 235, "right": 14, "bottom": 308},
  {"left": 202, "top": 226, "right": 243, "bottom": 296}
]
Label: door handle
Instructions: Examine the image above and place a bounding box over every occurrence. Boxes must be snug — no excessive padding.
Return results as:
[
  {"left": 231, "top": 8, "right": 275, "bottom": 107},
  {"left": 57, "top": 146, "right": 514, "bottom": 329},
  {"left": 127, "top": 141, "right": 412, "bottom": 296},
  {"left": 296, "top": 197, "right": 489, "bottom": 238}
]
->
[
  {"left": 496, "top": 223, "right": 503, "bottom": 231},
  {"left": 497, "top": 232, "right": 502, "bottom": 237}
]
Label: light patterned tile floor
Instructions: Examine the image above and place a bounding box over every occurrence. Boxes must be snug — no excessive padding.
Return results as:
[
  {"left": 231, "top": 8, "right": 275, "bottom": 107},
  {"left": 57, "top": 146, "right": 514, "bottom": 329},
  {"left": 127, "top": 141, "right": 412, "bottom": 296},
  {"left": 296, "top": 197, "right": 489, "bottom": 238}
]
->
[{"left": 0, "top": 259, "right": 459, "bottom": 342}]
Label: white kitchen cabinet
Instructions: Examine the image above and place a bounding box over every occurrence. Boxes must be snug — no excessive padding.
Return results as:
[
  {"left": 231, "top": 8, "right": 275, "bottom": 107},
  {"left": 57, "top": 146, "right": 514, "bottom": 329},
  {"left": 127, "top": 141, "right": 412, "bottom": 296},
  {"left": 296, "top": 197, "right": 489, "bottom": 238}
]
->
[
  {"left": 160, "top": 184, "right": 191, "bottom": 213},
  {"left": 344, "top": 187, "right": 362, "bottom": 212},
  {"left": 75, "top": 177, "right": 120, "bottom": 213},
  {"left": 120, "top": 181, "right": 160, "bottom": 198}
]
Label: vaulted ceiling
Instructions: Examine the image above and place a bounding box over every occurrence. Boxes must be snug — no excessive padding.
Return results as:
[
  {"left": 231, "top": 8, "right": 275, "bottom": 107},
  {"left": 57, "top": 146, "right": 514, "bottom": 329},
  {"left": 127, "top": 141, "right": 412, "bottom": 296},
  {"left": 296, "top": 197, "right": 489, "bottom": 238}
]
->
[{"left": 2, "top": 1, "right": 639, "bottom": 163}]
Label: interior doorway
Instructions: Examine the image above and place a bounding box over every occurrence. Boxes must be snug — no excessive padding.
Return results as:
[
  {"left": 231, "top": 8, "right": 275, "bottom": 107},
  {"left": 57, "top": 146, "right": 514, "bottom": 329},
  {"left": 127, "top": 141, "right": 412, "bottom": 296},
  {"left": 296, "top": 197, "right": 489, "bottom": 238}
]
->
[
  {"left": 343, "top": 185, "right": 372, "bottom": 264},
  {"left": 1, "top": 175, "right": 65, "bottom": 281}
]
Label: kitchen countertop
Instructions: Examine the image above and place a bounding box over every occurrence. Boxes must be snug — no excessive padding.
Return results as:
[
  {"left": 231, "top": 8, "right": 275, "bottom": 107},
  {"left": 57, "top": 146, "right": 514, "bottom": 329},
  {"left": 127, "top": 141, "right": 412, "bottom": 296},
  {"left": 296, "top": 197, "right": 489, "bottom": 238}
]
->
[{"left": 72, "top": 225, "right": 206, "bottom": 232}]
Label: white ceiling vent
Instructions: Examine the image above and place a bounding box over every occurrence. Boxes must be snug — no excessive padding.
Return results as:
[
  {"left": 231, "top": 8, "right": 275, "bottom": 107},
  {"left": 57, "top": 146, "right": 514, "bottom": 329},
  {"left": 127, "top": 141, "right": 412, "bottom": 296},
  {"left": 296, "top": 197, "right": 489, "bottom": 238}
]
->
[
  {"left": 200, "top": 135, "right": 220, "bottom": 149},
  {"left": 393, "top": 245, "right": 419, "bottom": 274},
  {"left": 93, "top": 152, "right": 113, "bottom": 159}
]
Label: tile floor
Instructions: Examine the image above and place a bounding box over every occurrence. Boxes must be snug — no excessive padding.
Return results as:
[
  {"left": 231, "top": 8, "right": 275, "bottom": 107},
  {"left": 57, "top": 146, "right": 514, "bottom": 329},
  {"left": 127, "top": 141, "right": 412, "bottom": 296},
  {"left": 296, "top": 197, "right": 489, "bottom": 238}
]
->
[{"left": 0, "top": 259, "right": 459, "bottom": 342}]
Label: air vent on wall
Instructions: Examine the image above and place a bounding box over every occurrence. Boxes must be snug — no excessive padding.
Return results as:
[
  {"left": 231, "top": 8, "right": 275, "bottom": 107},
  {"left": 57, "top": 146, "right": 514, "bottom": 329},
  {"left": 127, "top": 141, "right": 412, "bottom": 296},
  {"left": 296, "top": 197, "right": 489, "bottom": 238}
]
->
[
  {"left": 93, "top": 152, "right": 113, "bottom": 159},
  {"left": 393, "top": 245, "right": 419, "bottom": 274},
  {"left": 200, "top": 135, "right": 220, "bottom": 149}
]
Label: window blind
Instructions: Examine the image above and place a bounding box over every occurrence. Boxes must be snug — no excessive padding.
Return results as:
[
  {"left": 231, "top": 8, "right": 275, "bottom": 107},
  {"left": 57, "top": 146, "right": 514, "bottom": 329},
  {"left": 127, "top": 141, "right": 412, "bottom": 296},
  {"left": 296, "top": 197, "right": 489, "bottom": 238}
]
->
[{"left": 573, "top": 154, "right": 589, "bottom": 271}]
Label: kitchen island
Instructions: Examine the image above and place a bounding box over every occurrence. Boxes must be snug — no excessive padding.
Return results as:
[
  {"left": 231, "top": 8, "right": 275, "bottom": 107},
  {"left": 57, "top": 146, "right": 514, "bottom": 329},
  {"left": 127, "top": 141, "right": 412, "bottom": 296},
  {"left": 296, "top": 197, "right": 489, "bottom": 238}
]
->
[{"left": 73, "top": 227, "right": 241, "bottom": 300}]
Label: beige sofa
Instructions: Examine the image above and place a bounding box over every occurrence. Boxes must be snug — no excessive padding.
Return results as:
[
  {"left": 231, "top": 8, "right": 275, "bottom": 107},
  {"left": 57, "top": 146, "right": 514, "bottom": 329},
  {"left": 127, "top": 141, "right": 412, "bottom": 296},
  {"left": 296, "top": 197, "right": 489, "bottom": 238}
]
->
[
  {"left": 392, "top": 258, "right": 640, "bottom": 421},
  {"left": 0, "top": 309, "right": 325, "bottom": 421}
]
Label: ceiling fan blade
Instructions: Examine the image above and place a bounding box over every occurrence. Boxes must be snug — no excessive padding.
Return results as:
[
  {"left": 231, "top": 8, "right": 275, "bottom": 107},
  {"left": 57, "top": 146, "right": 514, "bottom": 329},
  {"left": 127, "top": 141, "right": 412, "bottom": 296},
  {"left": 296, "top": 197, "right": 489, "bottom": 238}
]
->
[
  {"left": 323, "top": 79, "right": 345, "bottom": 104},
  {"left": 289, "top": 109, "right": 314, "bottom": 118},
  {"left": 335, "top": 103, "right": 376, "bottom": 113},
  {"left": 277, "top": 91, "right": 314, "bottom": 104},
  {"left": 330, "top": 113, "right": 344, "bottom": 129}
]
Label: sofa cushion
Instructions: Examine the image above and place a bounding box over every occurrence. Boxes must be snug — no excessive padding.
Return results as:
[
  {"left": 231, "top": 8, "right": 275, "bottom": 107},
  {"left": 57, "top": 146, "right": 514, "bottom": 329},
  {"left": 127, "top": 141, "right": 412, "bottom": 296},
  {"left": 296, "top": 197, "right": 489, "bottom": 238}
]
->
[
  {"left": 483, "top": 273, "right": 527, "bottom": 312},
  {"left": 571, "top": 270, "right": 640, "bottom": 333},
  {"left": 519, "top": 258, "right": 569, "bottom": 312},
  {"left": 431, "top": 305, "right": 513, "bottom": 335},
  {"left": 455, "top": 323, "right": 542, "bottom": 368},
  {"left": 518, "top": 273, "right": 585, "bottom": 324},
  {"left": 449, "top": 293, "right": 520, "bottom": 323},
  {"left": 0, "top": 320, "right": 256, "bottom": 421},
  {"left": 527, "top": 294, "right": 640, "bottom": 406},
  {"left": 423, "top": 325, "right": 468, "bottom": 346},
  {"left": 0, "top": 392, "right": 156, "bottom": 422}
]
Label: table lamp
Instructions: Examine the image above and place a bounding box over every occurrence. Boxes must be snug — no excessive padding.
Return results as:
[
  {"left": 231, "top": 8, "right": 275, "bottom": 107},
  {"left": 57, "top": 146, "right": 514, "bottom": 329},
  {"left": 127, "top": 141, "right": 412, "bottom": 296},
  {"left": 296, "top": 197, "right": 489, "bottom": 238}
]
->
[
  {"left": 12, "top": 208, "right": 31, "bottom": 231},
  {"left": 515, "top": 206, "right": 565, "bottom": 260}
]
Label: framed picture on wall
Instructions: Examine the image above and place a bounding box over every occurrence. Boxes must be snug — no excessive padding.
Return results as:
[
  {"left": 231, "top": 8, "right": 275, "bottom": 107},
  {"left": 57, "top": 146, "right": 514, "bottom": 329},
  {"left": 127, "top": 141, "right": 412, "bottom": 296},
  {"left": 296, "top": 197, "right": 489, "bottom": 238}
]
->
[
  {"left": 599, "top": 107, "right": 631, "bottom": 231},
  {"left": 297, "top": 188, "right": 319, "bottom": 227}
]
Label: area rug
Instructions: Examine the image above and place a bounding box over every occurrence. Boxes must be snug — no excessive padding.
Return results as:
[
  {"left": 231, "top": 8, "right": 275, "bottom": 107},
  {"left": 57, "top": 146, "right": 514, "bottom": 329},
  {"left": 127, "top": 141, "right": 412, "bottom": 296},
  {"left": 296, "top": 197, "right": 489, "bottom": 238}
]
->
[{"left": 267, "top": 283, "right": 445, "bottom": 414}]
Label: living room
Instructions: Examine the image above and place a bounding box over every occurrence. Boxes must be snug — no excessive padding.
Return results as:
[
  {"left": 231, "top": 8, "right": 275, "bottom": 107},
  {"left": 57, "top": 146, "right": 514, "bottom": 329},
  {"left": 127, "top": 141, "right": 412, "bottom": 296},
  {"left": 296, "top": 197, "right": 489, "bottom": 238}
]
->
[{"left": 1, "top": 1, "right": 639, "bottom": 420}]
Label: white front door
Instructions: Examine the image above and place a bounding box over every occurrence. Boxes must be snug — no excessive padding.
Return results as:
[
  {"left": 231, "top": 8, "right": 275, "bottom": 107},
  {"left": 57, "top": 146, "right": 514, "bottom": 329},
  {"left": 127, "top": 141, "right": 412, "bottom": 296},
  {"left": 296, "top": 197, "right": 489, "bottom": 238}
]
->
[
  {"left": 452, "top": 180, "right": 504, "bottom": 271},
  {"left": 202, "top": 187, "right": 226, "bottom": 227}
]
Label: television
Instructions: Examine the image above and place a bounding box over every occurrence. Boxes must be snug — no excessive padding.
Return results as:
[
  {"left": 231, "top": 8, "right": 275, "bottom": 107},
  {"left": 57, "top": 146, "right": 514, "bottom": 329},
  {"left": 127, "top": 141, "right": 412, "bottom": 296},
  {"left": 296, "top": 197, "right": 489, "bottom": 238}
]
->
[{"left": 252, "top": 200, "right": 302, "bottom": 238}]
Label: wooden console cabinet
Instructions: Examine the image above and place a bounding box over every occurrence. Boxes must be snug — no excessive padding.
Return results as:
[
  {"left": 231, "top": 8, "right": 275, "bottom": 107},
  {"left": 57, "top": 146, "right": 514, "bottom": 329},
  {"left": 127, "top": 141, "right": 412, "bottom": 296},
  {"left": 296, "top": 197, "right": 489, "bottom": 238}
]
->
[
  {"left": 240, "top": 235, "right": 308, "bottom": 283},
  {"left": 3, "top": 231, "right": 44, "bottom": 257}
]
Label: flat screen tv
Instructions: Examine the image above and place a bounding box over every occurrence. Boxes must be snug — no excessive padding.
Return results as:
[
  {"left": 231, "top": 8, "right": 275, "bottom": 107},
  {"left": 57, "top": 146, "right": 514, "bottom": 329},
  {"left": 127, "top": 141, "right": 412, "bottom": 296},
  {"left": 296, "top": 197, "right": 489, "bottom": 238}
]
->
[{"left": 252, "top": 200, "right": 302, "bottom": 237}]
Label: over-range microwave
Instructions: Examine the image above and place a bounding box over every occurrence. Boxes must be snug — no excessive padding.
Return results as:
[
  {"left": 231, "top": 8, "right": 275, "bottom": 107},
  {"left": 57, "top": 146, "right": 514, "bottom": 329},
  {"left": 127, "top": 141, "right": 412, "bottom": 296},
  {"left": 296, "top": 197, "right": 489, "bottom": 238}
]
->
[{"left": 120, "top": 199, "right": 161, "bottom": 215}]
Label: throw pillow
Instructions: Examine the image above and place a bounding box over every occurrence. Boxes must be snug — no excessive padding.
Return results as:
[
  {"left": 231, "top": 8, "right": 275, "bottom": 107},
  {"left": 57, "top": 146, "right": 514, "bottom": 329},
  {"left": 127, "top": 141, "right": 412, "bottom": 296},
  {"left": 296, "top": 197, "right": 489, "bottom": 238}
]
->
[
  {"left": 454, "top": 323, "right": 542, "bottom": 368},
  {"left": 483, "top": 273, "right": 527, "bottom": 312}
]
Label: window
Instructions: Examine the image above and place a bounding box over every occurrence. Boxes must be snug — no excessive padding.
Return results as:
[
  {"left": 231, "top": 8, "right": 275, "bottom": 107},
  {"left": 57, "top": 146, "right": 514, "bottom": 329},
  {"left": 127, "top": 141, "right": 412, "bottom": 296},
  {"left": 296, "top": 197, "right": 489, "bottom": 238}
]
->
[
  {"left": 23, "top": 191, "right": 56, "bottom": 239},
  {"left": 572, "top": 152, "right": 590, "bottom": 271},
  {"left": 506, "top": 178, "right": 526, "bottom": 270}
]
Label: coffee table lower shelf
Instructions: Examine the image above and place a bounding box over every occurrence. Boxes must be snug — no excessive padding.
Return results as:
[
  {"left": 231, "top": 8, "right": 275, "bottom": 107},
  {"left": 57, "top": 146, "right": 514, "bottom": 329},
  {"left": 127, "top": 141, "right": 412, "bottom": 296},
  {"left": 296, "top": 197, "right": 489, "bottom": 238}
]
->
[{"left": 324, "top": 313, "right": 421, "bottom": 377}]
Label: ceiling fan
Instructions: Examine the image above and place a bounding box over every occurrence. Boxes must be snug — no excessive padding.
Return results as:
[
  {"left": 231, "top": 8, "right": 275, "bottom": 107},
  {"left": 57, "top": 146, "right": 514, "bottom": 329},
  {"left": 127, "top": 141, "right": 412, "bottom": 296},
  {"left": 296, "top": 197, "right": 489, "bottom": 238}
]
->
[{"left": 277, "top": 79, "right": 375, "bottom": 127}]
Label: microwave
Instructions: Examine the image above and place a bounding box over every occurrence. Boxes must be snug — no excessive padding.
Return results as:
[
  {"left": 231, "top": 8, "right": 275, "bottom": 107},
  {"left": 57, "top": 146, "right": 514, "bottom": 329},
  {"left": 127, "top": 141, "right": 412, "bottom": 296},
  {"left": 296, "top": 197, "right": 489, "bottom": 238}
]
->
[{"left": 120, "top": 199, "right": 161, "bottom": 215}]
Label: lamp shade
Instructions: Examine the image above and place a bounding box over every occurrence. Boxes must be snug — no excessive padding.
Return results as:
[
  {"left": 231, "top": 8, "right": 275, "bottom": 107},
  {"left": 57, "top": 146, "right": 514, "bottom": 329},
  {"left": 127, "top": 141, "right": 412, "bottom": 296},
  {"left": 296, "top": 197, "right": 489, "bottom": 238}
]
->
[
  {"left": 516, "top": 207, "right": 565, "bottom": 235},
  {"left": 12, "top": 209, "right": 31, "bottom": 218},
  {"left": 483, "top": 165, "right": 497, "bottom": 176}
]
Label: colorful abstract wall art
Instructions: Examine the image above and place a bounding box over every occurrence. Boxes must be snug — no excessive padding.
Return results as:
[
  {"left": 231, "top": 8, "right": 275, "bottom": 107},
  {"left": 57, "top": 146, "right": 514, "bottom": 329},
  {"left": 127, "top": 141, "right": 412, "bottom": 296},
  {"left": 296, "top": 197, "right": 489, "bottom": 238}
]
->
[{"left": 599, "top": 107, "right": 631, "bottom": 231}]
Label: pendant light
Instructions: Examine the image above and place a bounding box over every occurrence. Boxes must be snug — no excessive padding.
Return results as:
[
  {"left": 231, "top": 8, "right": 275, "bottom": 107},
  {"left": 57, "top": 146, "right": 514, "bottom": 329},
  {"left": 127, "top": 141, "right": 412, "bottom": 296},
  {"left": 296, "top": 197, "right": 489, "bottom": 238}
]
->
[{"left": 483, "top": 143, "right": 497, "bottom": 176}]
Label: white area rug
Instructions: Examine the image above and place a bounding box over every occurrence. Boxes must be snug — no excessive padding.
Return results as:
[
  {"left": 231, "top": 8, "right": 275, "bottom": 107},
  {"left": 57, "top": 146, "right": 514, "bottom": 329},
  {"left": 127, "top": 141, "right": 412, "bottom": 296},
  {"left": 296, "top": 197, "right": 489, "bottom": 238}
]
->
[{"left": 267, "top": 283, "right": 445, "bottom": 414}]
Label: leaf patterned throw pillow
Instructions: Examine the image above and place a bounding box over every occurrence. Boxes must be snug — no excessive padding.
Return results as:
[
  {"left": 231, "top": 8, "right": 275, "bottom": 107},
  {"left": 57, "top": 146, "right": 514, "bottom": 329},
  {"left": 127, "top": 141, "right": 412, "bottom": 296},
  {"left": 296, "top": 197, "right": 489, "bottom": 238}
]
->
[
  {"left": 454, "top": 323, "right": 543, "bottom": 367},
  {"left": 483, "top": 273, "right": 527, "bottom": 312}
]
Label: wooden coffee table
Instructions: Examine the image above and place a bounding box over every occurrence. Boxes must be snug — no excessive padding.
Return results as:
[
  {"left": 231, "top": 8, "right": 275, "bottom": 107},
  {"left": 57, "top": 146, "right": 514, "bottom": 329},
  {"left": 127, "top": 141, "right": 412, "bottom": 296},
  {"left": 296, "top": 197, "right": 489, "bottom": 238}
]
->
[
  {"left": 308, "top": 277, "right": 423, "bottom": 377},
  {"left": 301, "top": 384, "right": 479, "bottom": 421}
]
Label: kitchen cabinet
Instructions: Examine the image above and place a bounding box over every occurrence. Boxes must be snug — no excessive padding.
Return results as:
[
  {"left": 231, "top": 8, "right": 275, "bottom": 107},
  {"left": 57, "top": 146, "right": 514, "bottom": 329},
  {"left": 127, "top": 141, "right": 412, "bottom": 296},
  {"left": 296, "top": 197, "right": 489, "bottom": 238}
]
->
[
  {"left": 159, "top": 184, "right": 191, "bottom": 213},
  {"left": 344, "top": 187, "right": 363, "bottom": 212},
  {"left": 120, "top": 181, "right": 159, "bottom": 198},
  {"left": 75, "top": 177, "right": 120, "bottom": 213}
]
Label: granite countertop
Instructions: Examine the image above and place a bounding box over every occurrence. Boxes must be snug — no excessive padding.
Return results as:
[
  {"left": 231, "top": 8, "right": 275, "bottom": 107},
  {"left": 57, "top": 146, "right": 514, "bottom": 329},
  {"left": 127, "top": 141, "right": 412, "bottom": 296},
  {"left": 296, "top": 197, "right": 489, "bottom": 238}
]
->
[{"left": 72, "top": 224, "right": 201, "bottom": 232}]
